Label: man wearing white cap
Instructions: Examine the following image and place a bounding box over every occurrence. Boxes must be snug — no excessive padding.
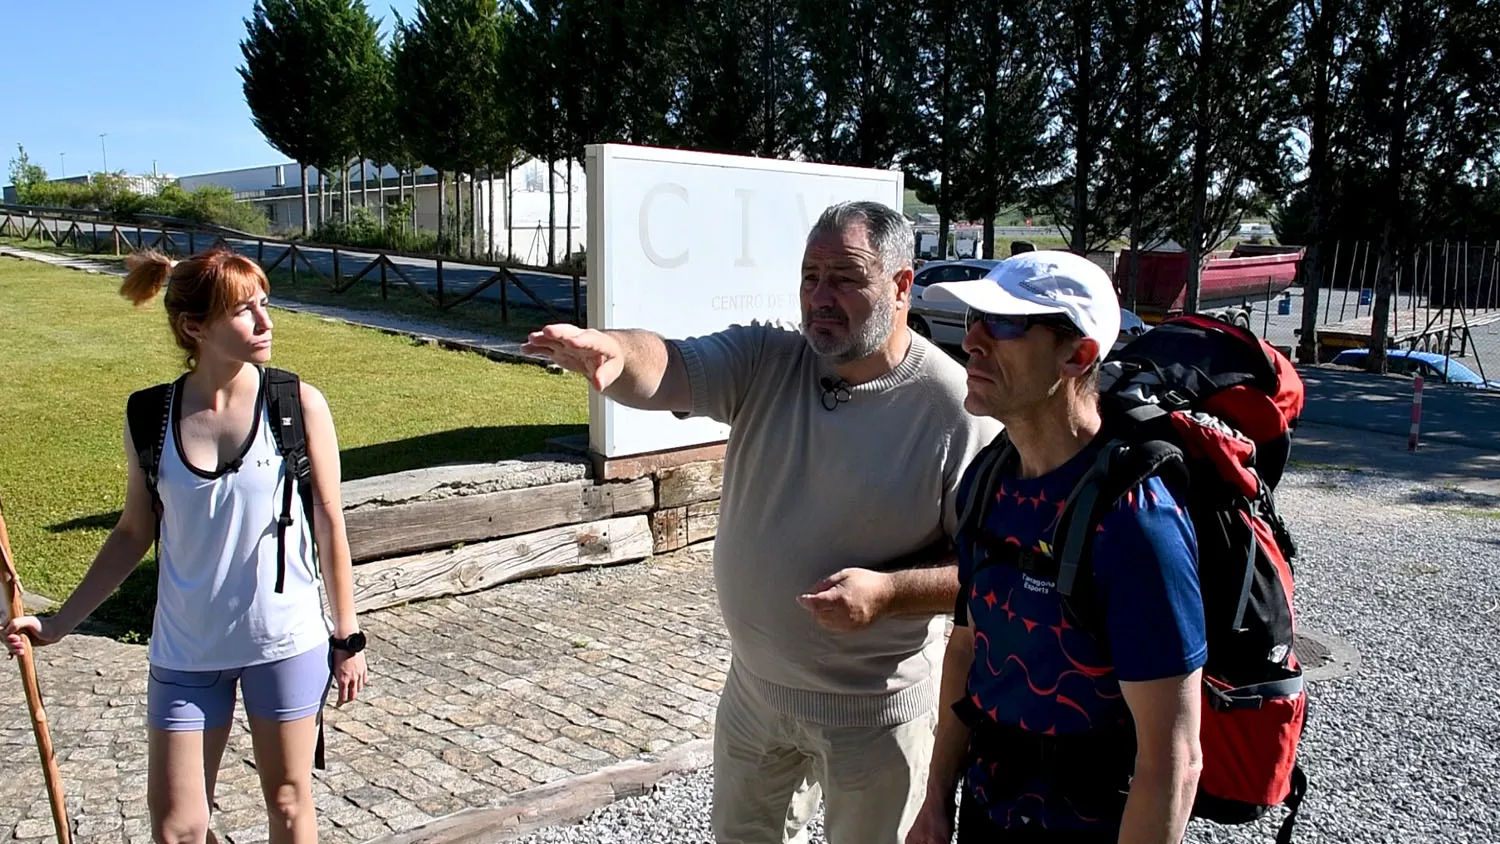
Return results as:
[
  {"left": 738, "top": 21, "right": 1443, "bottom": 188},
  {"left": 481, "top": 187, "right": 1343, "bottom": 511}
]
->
[{"left": 906, "top": 251, "right": 1206, "bottom": 843}]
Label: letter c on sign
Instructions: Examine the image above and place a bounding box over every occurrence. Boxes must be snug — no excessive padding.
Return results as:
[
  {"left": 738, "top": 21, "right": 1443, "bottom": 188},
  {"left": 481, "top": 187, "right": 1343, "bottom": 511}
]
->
[{"left": 640, "top": 183, "right": 689, "bottom": 268}]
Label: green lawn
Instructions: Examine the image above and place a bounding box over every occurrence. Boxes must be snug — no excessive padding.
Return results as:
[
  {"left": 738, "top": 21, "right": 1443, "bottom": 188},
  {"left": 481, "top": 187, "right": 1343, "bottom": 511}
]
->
[{"left": 0, "top": 258, "right": 588, "bottom": 635}]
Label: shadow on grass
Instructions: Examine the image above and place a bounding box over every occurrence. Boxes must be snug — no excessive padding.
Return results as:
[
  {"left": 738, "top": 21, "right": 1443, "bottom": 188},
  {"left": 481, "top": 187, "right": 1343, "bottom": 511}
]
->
[
  {"left": 340, "top": 423, "right": 586, "bottom": 480},
  {"left": 47, "top": 510, "right": 124, "bottom": 532}
]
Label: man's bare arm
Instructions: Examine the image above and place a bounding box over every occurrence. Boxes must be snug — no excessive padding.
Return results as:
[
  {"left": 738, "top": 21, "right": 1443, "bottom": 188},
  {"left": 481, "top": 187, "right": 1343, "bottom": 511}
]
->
[
  {"left": 884, "top": 540, "right": 959, "bottom": 617},
  {"left": 1118, "top": 670, "right": 1204, "bottom": 844},
  {"left": 600, "top": 329, "right": 693, "bottom": 412},
  {"left": 522, "top": 325, "right": 692, "bottom": 412}
]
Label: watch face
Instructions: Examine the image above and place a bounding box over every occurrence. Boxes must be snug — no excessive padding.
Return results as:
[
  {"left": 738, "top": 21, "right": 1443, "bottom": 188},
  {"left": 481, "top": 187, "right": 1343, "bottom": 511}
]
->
[{"left": 337, "top": 632, "right": 366, "bottom": 652}]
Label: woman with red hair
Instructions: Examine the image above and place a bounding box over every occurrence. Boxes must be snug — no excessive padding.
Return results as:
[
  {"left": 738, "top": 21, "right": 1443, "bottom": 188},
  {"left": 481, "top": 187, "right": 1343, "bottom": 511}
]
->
[{"left": 5, "top": 248, "right": 367, "bottom": 844}]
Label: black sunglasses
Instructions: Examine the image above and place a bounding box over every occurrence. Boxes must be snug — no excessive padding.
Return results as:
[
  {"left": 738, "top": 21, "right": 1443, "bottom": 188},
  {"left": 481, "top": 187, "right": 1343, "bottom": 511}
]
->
[{"left": 964, "top": 309, "right": 1083, "bottom": 341}]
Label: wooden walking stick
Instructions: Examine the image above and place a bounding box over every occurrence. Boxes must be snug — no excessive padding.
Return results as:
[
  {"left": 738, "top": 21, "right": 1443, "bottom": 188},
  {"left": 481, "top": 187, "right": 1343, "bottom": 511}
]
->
[{"left": 0, "top": 499, "right": 73, "bottom": 844}]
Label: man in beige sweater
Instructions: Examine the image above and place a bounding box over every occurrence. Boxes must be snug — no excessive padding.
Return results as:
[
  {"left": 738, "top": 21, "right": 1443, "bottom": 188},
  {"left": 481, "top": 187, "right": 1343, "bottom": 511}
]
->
[{"left": 522, "top": 201, "right": 999, "bottom": 844}]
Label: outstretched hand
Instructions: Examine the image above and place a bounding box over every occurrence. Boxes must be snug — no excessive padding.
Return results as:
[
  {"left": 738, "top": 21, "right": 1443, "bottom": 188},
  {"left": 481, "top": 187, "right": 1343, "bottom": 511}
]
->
[
  {"left": 797, "top": 568, "right": 894, "bottom": 632},
  {"left": 521, "top": 325, "right": 625, "bottom": 392}
]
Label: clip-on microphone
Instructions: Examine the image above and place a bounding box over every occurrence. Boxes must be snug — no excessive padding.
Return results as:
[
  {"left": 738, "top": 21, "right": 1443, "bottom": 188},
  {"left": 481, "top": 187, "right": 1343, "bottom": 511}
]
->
[{"left": 819, "top": 376, "right": 852, "bottom": 411}]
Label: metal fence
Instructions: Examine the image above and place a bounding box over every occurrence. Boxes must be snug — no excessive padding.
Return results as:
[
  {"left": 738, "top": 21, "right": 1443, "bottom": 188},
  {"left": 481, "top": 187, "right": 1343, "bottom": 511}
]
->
[
  {"left": 0, "top": 206, "right": 585, "bottom": 328},
  {"left": 1251, "top": 240, "right": 1500, "bottom": 386}
]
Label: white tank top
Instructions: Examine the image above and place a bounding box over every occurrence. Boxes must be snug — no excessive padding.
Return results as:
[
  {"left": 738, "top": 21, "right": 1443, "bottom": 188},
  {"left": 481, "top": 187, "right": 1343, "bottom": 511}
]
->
[{"left": 148, "top": 375, "right": 329, "bottom": 671}]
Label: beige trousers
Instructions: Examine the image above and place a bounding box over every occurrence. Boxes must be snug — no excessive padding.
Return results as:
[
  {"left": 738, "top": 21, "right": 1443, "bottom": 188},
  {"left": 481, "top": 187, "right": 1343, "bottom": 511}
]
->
[{"left": 711, "top": 664, "right": 937, "bottom": 844}]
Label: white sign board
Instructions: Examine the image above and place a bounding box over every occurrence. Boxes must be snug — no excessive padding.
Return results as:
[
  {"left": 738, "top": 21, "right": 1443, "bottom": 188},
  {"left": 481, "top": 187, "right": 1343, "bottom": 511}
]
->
[{"left": 585, "top": 143, "right": 904, "bottom": 458}]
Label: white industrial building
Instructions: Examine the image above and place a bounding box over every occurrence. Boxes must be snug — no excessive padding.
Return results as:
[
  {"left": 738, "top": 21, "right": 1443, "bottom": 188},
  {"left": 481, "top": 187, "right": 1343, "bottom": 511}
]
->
[{"left": 178, "top": 158, "right": 587, "bottom": 265}]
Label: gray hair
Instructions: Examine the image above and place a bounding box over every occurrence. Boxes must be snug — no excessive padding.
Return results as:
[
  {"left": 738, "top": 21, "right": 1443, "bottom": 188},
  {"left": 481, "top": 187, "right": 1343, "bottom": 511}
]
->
[{"left": 807, "top": 200, "right": 914, "bottom": 278}]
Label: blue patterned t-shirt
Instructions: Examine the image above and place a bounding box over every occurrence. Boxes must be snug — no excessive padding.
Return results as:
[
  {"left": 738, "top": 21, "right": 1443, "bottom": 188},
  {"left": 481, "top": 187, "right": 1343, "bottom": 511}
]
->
[{"left": 956, "top": 441, "right": 1207, "bottom": 830}]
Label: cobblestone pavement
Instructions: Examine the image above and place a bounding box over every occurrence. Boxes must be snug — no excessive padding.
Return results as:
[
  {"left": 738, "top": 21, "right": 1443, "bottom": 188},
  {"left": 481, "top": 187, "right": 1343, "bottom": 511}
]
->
[{"left": 0, "top": 548, "right": 726, "bottom": 843}]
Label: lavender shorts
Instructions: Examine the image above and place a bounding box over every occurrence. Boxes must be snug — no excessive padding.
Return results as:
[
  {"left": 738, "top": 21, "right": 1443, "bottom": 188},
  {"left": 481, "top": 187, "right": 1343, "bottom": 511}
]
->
[{"left": 147, "top": 642, "right": 331, "bottom": 731}]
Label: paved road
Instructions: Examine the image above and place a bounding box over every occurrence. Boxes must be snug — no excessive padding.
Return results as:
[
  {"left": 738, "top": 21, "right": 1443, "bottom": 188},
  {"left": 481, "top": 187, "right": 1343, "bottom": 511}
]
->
[
  {"left": 1300, "top": 364, "right": 1500, "bottom": 452},
  {"left": 24, "top": 219, "right": 589, "bottom": 317}
]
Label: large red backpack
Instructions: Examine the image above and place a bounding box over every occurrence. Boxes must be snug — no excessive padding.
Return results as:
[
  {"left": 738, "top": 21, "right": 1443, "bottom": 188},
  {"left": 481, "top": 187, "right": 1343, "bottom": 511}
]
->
[{"left": 956, "top": 314, "right": 1309, "bottom": 842}]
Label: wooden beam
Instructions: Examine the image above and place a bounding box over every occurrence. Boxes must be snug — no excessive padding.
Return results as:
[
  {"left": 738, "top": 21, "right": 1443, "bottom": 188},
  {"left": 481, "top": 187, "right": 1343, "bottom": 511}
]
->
[
  {"left": 590, "top": 442, "right": 727, "bottom": 481},
  {"left": 352, "top": 515, "right": 653, "bottom": 613},
  {"left": 650, "top": 507, "right": 688, "bottom": 554},
  {"left": 686, "top": 500, "right": 720, "bottom": 545},
  {"left": 344, "top": 478, "right": 654, "bottom": 562},
  {"left": 656, "top": 460, "right": 724, "bottom": 509}
]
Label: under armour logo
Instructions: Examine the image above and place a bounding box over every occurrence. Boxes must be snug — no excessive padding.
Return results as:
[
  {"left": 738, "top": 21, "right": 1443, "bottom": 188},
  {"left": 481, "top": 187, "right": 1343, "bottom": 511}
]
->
[
  {"left": 281, "top": 417, "right": 293, "bottom": 427},
  {"left": 257, "top": 459, "right": 273, "bottom": 468}
]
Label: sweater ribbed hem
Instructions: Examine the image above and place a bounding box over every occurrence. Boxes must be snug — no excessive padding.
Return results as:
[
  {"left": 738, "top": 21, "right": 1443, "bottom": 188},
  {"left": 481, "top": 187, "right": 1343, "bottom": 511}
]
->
[{"left": 741, "top": 669, "right": 938, "bottom": 728}]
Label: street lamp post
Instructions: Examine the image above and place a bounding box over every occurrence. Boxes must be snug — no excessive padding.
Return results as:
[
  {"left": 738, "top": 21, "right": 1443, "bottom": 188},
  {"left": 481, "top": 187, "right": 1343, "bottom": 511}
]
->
[
  {"left": 99, "top": 134, "right": 108, "bottom": 173},
  {"left": 59, "top": 152, "right": 65, "bottom": 177}
]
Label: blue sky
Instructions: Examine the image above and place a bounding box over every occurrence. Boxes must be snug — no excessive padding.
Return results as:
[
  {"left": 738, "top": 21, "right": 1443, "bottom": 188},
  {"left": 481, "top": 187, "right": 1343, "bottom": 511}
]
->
[{"left": 2, "top": 1, "right": 418, "bottom": 182}]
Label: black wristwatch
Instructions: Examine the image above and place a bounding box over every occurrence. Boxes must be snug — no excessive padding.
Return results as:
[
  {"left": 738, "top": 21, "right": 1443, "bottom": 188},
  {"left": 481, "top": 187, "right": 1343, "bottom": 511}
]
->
[{"left": 330, "top": 631, "right": 367, "bottom": 654}]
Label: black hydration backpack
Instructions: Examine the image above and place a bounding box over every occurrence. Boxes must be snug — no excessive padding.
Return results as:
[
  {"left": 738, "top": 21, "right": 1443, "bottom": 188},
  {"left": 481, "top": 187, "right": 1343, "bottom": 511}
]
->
[
  {"left": 126, "top": 366, "right": 314, "bottom": 594},
  {"left": 125, "top": 366, "right": 329, "bottom": 767}
]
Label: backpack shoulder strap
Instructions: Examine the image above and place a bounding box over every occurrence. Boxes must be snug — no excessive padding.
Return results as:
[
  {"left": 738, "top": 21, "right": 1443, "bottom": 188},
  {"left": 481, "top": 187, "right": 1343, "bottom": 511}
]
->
[
  {"left": 125, "top": 382, "right": 175, "bottom": 506},
  {"left": 262, "top": 367, "right": 314, "bottom": 593},
  {"left": 957, "top": 432, "right": 1015, "bottom": 539},
  {"left": 126, "top": 379, "right": 177, "bottom": 562},
  {"left": 263, "top": 367, "right": 307, "bottom": 471},
  {"left": 1050, "top": 410, "right": 1190, "bottom": 639},
  {"left": 953, "top": 432, "right": 1015, "bottom": 625}
]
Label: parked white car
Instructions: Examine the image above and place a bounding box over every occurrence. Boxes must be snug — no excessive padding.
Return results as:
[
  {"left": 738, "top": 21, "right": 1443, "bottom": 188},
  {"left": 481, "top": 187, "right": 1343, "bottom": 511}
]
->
[{"left": 909, "top": 258, "right": 1148, "bottom": 356}]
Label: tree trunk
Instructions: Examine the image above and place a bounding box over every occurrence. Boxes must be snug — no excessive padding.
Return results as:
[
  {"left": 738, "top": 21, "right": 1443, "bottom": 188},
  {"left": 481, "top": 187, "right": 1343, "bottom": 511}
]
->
[
  {"left": 982, "top": 216, "right": 995, "bottom": 260},
  {"left": 938, "top": 184, "right": 951, "bottom": 263},
  {"left": 763, "top": 0, "right": 775, "bottom": 155},
  {"left": 1127, "top": 196, "right": 1143, "bottom": 311},
  {"left": 566, "top": 158, "right": 574, "bottom": 262},
  {"left": 300, "top": 164, "right": 310, "bottom": 237},
  {"left": 1368, "top": 17, "right": 1409, "bottom": 374},
  {"left": 438, "top": 171, "right": 446, "bottom": 248},
  {"left": 1070, "top": 0, "right": 1094, "bottom": 255},
  {"left": 1184, "top": 0, "right": 1214, "bottom": 315},
  {"left": 1296, "top": 0, "right": 1339, "bottom": 364},
  {"left": 506, "top": 171, "right": 515, "bottom": 261},
  {"left": 361, "top": 157, "right": 369, "bottom": 209},
  {"left": 548, "top": 158, "right": 557, "bottom": 266},
  {"left": 488, "top": 173, "right": 497, "bottom": 261}
]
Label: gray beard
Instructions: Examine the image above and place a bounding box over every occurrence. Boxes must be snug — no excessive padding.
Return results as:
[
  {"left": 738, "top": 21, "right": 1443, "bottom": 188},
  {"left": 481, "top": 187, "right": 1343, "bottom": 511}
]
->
[{"left": 802, "top": 293, "right": 896, "bottom": 364}]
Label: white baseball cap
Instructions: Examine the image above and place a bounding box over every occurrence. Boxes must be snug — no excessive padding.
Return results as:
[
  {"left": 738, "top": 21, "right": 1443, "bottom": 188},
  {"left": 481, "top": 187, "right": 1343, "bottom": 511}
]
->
[{"left": 922, "top": 250, "right": 1121, "bottom": 363}]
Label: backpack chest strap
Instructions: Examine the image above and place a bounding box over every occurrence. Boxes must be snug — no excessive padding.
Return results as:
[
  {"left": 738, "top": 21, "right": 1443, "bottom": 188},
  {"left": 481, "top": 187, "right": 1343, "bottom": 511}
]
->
[{"left": 972, "top": 538, "right": 1060, "bottom": 581}]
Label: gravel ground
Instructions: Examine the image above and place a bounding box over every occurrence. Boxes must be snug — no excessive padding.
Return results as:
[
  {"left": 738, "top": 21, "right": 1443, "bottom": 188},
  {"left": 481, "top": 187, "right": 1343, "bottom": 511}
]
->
[{"left": 509, "top": 468, "right": 1500, "bottom": 844}]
